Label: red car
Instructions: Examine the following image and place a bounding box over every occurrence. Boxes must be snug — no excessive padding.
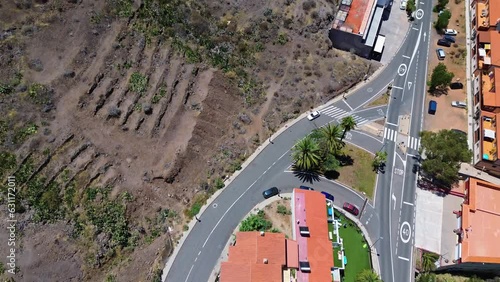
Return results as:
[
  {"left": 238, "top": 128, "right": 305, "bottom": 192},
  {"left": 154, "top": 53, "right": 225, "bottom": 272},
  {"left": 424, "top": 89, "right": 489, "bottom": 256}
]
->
[{"left": 343, "top": 202, "right": 359, "bottom": 216}]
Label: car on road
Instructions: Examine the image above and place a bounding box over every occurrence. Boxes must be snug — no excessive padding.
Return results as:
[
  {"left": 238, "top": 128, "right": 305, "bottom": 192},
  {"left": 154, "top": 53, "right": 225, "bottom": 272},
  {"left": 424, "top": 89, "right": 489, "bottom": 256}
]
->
[
  {"left": 400, "top": 0, "right": 407, "bottom": 9},
  {"left": 450, "top": 82, "right": 464, "bottom": 89},
  {"left": 262, "top": 187, "right": 279, "bottom": 199},
  {"left": 437, "top": 39, "right": 451, "bottom": 47},
  {"left": 451, "top": 101, "right": 467, "bottom": 108},
  {"left": 299, "top": 185, "right": 314, "bottom": 190},
  {"left": 444, "top": 29, "right": 458, "bottom": 36},
  {"left": 343, "top": 202, "right": 359, "bottom": 216},
  {"left": 428, "top": 100, "right": 437, "bottom": 114},
  {"left": 443, "top": 35, "right": 456, "bottom": 43},
  {"left": 307, "top": 111, "right": 320, "bottom": 121},
  {"left": 436, "top": 48, "right": 446, "bottom": 60},
  {"left": 321, "top": 191, "right": 335, "bottom": 202}
]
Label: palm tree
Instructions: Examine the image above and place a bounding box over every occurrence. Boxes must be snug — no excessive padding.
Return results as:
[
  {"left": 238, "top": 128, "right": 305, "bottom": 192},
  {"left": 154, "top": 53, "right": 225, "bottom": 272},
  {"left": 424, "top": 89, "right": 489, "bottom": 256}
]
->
[
  {"left": 421, "top": 251, "right": 439, "bottom": 272},
  {"left": 340, "top": 116, "right": 357, "bottom": 141},
  {"left": 355, "top": 269, "right": 382, "bottom": 282},
  {"left": 315, "top": 123, "right": 344, "bottom": 155},
  {"left": 291, "top": 136, "right": 321, "bottom": 171}
]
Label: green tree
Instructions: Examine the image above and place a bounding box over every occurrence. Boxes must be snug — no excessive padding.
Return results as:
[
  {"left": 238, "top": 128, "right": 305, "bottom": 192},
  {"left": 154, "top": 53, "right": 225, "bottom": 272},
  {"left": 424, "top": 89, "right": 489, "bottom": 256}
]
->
[
  {"left": 419, "top": 130, "right": 472, "bottom": 187},
  {"left": 372, "top": 151, "right": 388, "bottom": 172},
  {"left": 434, "top": 10, "right": 451, "bottom": 31},
  {"left": 239, "top": 211, "right": 272, "bottom": 231},
  {"left": 355, "top": 269, "right": 382, "bottom": 282},
  {"left": 340, "top": 116, "right": 357, "bottom": 141},
  {"left": 416, "top": 273, "right": 437, "bottom": 282},
  {"left": 429, "top": 63, "right": 454, "bottom": 92},
  {"left": 421, "top": 251, "right": 439, "bottom": 272},
  {"left": 312, "top": 123, "right": 344, "bottom": 156},
  {"left": 406, "top": 0, "right": 416, "bottom": 17},
  {"left": 433, "top": 0, "right": 449, "bottom": 12},
  {"left": 292, "top": 136, "right": 322, "bottom": 171}
]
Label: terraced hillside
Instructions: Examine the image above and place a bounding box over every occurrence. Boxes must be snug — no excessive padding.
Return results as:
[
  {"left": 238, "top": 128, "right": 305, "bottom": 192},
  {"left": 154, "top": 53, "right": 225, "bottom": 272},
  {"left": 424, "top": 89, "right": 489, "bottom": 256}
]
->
[{"left": 0, "top": 0, "right": 378, "bottom": 280}]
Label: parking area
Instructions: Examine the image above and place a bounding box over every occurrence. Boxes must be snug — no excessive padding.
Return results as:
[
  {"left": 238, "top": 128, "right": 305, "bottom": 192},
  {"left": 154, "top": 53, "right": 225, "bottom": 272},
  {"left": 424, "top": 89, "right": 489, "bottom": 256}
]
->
[{"left": 378, "top": 2, "right": 410, "bottom": 64}]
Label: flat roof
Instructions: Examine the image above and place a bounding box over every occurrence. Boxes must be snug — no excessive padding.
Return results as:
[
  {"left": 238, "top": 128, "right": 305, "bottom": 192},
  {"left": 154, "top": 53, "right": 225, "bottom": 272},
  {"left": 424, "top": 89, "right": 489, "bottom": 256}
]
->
[
  {"left": 489, "top": 0, "right": 500, "bottom": 27},
  {"left": 480, "top": 111, "right": 500, "bottom": 160},
  {"left": 490, "top": 30, "right": 500, "bottom": 67},
  {"left": 294, "top": 189, "right": 333, "bottom": 281},
  {"left": 343, "top": 0, "right": 375, "bottom": 34},
  {"left": 461, "top": 178, "right": 500, "bottom": 263},
  {"left": 373, "top": 34, "right": 386, "bottom": 53},
  {"left": 365, "top": 7, "right": 384, "bottom": 47}
]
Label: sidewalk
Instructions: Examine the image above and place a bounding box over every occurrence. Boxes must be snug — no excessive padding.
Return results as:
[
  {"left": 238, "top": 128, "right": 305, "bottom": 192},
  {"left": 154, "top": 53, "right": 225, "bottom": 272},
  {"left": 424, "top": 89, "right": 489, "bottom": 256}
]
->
[{"left": 459, "top": 162, "right": 500, "bottom": 185}]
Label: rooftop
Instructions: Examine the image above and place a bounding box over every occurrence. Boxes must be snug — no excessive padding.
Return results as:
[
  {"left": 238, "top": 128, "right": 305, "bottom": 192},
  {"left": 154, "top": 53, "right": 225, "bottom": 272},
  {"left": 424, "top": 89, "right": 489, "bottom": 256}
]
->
[
  {"left": 480, "top": 66, "right": 499, "bottom": 108},
  {"left": 489, "top": 0, "right": 500, "bottom": 27},
  {"left": 461, "top": 178, "right": 500, "bottom": 264},
  {"left": 294, "top": 189, "right": 334, "bottom": 282},
  {"left": 332, "top": 0, "right": 375, "bottom": 34},
  {"left": 480, "top": 112, "right": 499, "bottom": 161},
  {"left": 220, "top": 232, "right": 295, "bottom": 282}
]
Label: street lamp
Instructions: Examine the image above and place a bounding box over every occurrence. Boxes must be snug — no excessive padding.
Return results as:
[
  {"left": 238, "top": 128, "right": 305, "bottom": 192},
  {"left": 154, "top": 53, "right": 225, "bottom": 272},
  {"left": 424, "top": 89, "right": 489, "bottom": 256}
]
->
[{"left": 364, "top": 236, "right": 383, "bottom": 256}]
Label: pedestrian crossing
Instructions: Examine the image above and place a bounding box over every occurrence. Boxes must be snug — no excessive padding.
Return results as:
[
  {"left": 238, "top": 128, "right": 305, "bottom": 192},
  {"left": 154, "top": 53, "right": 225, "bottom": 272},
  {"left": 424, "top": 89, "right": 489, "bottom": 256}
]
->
[
  {"left": 383, "top": 127, "right": 420, "bottom": 151},
  {"left": 320, "top": 105, "right": 369, "bottom": 125},
  {"left": 407, "top": 135, "right": 420, "bottom": 151}
]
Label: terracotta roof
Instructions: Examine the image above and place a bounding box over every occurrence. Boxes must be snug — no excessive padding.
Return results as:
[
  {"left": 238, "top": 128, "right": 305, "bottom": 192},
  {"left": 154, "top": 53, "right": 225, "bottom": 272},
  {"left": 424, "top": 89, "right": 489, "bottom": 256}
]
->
[
  {"left": 286, "top": 239, "right": 299, "bottom": 268},
  {"left": 294, "top": 189, "right": 334, "bottom": 282},
  {"left": 489, "top": 0, "right": 500, "bottom": 27},
  {"left": 221, "top": 232, "right": 298, "bottom": 282},
  {"left": 490, "top": 30, "right": 500, "bottom": 67},
  {"left": 344, "top": 0, "right": 373, "bottom": 34},
  {"left": 461, "top": 178, "right": 500, "bottom": 264},
  {"left": 478, "top": 30, "right": 490, "bottom": 43}
]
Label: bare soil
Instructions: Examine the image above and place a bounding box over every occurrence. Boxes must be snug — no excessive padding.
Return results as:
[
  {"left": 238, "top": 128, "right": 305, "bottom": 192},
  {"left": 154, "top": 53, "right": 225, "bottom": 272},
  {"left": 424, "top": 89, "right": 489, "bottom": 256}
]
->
[
  {"left": 263, "top": 198, "right": 293, "bottom": 239},
  {"left": 0, "top": 0, "right": 378, "bottom": 280}
]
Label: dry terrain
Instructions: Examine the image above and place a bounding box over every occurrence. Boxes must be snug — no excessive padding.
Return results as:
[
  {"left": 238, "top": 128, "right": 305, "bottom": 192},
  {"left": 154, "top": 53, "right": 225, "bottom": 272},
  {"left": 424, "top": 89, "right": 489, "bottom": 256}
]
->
[{"left": 0, "top": 0, "right": 378, "bottom": 280}]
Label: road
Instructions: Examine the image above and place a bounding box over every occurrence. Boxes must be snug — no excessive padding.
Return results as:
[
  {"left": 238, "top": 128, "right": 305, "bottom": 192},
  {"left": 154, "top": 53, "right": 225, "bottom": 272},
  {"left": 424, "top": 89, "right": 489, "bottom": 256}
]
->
[{"left": 163, "top": 2, "right": 434, "bottom": 281}]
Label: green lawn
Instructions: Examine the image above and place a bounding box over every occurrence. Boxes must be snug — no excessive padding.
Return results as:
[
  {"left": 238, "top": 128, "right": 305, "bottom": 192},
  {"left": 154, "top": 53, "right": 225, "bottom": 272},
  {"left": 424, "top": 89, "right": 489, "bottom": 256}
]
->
[
  {"left": 336, "top": 144, "right": 377, "bottom": 199},
  {"left": 336, "top": 212, "right": 371, "bottom": 282}
]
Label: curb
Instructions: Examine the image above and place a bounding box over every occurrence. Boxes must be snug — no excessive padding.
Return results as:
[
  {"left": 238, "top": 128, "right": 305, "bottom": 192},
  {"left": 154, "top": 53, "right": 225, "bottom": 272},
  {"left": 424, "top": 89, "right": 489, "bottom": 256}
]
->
[{"left": 162, "top": 42, "right": 403, "bottom": 280}]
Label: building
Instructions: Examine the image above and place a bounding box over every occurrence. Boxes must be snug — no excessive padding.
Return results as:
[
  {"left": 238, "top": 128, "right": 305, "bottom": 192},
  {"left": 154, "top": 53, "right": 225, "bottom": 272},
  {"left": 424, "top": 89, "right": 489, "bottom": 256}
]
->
[
  {"left": 219, "top": 232, "right": 298, "bottom": 282},
  {"left": 470, "top": 0, "right": 500, "bottom": 175},
  {"left": 439, "top": 178, "right": 500, "bottom": 276},
  {"left": 292, "top": 189, "right": 337, "bottom": 282},
  {"left": 328, "top": 0, "right": 390, "bottom": 58}
]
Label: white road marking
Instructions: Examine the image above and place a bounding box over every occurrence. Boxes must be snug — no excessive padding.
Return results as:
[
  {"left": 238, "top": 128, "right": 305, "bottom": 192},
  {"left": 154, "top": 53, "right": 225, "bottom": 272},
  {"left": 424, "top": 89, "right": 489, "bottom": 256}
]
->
[
  {"left": 398, "top": 256, "right": 410, "bottom": 261},
  {"left": 202, "top": 150, "right": 289, "bottom": 248},
  {"left": 343, "top": 99, "right": 354, "bottom": 111},
  {"left": 386, "top": 121, "right": 398, "bottom": 127},
  {"left": 384, "top": 127, "right": 398, "bottom": 142},
  {"left": 402, "top": 55, "right": 410, "bottom": 59},
  {"left": 400, "top": 221, "right": 411, "bottom": 243},
  {"left": 184, "top": 265, "right": 195, "bottom": 282},
  {"left": 412, "top": 27, "right": 419, "bottom": 31},
  {"left": 392, "top": 85, "right": 403, "bottom": 90},
  {"left": 392, "top": 193, "right": 396, "bottom": 210},
  {"left": 403, "top": 201, "right": 414, "bottom": 206}
]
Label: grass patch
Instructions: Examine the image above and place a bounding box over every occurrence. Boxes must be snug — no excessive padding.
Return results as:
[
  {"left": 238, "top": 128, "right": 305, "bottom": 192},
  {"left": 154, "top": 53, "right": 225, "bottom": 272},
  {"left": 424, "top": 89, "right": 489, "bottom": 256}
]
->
[
  {"left": 336, "top": 212, "right": 371, "bottom": 281},
  {"left": 367, "top": 92, "right": 389, "bottom": 107},
  {"left": 336, "top": 144, "right": 376, "bottom": 198}
]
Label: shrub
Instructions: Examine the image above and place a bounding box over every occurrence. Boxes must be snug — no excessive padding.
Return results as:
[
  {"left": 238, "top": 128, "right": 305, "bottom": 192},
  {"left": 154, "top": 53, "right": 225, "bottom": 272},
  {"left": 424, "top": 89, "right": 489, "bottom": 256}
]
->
[
  {"left": 214, "top": 177, "right": 225, "bottom": 189},
  {"left": 129, "top": 72, "right": 148, "bottom": 95},
  {"left": 302, "top": 0, "right": 316, "bottom": 11},
  {"left": 277, "top": 205, "right": 290, "bottom": 215}
]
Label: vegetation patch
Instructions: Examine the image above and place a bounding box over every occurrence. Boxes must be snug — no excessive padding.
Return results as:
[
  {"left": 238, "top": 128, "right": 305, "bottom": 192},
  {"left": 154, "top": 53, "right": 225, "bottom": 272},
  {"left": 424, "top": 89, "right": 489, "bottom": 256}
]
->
[
  {"left": 336, "top": 144, "right": 376, "bottom": 198},
  {"left": 128, "top": 72, "right": 148, "bottom": 95}
]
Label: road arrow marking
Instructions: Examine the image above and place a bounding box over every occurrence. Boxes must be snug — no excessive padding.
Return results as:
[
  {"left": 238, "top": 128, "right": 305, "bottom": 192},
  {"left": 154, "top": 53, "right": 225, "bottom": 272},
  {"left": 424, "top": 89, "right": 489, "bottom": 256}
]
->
[
  {"left": 423, "top": 32, "right": 427, "bottom": 41},
  {"left": 392, "top": 193, "right": 396, "bottom": 210},
  {"left": 407, "top": 82, "right": 412, "bottom": 89}
]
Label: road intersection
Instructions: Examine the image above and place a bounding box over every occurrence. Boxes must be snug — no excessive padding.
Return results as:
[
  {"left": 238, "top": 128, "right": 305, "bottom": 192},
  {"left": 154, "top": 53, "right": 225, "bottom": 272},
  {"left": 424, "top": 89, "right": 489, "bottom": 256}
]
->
[{"left": 163, "top": 1, "right": 434, "bottom": 281}]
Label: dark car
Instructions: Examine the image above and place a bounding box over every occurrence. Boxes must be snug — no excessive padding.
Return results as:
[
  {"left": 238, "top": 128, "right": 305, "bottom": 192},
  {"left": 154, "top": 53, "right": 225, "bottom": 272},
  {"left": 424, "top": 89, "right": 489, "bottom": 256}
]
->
[
  {"left": 437, "top": 39, "right": 451, "bottom": 47},
  {"left": 428, "top": 100, "right": 437, "bottom": 115},
  {"left": 444, "top": 35, "right": 456, "bottom": 43},
  {"left": 450, "top": 82, "right": 464, "bottom": 89},
  {"left": 343, "top": 202, "right": 359, "bottom": 216},
  {"left": 321, "top": 191, "right": 335, "bottom": 202},
  {"left": 299, "top": 185, "right": 314, "bottom": 190},
  {"left": 262, "top": 187, "right": 279, "bottom": 199}
]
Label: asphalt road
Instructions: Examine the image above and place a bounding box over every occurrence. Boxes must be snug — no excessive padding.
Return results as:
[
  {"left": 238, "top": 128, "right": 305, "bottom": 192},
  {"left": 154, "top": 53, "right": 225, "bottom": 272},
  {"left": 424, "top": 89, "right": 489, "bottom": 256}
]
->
[{"left": 164, "top": 2, "right": 434, "bottom": 281}]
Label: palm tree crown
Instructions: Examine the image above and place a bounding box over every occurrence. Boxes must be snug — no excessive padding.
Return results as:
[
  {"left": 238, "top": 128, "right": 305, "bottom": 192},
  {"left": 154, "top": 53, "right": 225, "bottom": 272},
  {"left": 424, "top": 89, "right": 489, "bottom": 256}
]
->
[
  {"left": 317, "top": 123, "right": 344, "bottom": 155},
  {"left": 340, "top": 116, "right": 357, "bottom": 140},
  {"left": 291, "top": 136, "right": 321, "bottom": 171}
]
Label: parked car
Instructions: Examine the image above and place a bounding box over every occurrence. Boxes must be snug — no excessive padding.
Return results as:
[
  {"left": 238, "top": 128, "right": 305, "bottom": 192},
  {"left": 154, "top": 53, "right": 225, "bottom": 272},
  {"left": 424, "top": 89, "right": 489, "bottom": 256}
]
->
[
  {"left": 437, "top": 39, "right": 451, "bottom": 47},
  {"left": 299, "top": 185, "right": 314, "bottom": 191},
  {"left": 451, "top": 101, "right": 467, "bottom": 108},
  {"left": 436, "top": 48, "right": 446, "bottom": 60},
  {"left": 262, "top": 187, "right": 279, "bottom": 199},
  {"left": 428, "top": 100, "right": 437, "bottom": 114},
  {"left": 450, "top": 82, "right": 464, "bottom": 89},
  {"left": 343, "top": 202, "right": 359, "bottom": 216},
  {"left": 444, "top": 29, "right": 458, "bottom": 36},
  {"left": 307, "top": 111, "right": 320, "bottom": 121},
  {"left": 400, "top": 0, "right": 407, "bottom": 10},
  {"left": 321, "top": 191, "right": 335, "bottom": 202},
  {"left": 452, "top": 129, "right": 467, "bottom": 135},
  {"left": 443, "top": 35, "right": 456, "bottom": 43}
]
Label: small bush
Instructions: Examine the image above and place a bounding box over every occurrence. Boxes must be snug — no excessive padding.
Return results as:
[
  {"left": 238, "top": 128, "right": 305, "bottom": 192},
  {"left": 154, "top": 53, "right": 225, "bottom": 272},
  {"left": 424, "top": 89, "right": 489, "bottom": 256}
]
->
[
  {"left": 302, "top": 0, "right": 316, "bottom": 11},
  {"left": 214, "top": 177, "right": 225, "bottom": 189},
  {"left": 277, "top": 205, "right": 290, "bottom": 215},
  {"left": 129, "top": 72, "right": 148, "bottom": 95}
]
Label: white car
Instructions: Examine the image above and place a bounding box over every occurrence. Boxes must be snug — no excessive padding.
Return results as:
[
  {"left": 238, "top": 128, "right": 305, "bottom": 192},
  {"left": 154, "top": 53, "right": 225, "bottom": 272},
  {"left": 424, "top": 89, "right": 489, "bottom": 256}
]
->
[
  {"left": 307, "top": 111, "right": 320, "bottom": 121},
  {"left": 451, "top": 101, "right": 466, "bottom": 108},
  {"left": 444, "top": 29, "right": 458, "bottom": 36},
  {"left": 400, "top": 0, "right": 407, "bottom": 9}
]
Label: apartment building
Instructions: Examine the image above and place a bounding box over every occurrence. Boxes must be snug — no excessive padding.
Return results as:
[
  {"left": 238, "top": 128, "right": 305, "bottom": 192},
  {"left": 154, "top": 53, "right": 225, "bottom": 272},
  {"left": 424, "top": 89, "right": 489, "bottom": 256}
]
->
[
  {"left": 470, "top": 0, "right": 500, "bottom": 175},
  {"left": 439, "top": 178, "right": 500, "bottom": 276}
]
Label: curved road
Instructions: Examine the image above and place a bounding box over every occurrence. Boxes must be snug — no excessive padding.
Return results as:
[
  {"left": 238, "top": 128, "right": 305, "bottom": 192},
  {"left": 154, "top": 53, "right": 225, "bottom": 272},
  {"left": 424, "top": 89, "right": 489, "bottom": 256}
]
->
[{"left": 164, "top": 1, "right": 434, "bottom": 280}]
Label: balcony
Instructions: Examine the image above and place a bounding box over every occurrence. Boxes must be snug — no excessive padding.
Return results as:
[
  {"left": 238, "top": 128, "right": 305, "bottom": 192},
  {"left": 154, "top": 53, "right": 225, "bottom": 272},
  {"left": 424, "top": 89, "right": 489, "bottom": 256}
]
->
[
  {"left": 482, "top": 116, "right": 498, "bottom": 161},
  {"left": 477, "top": 1, "right": 489, "bottom": 29}
]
